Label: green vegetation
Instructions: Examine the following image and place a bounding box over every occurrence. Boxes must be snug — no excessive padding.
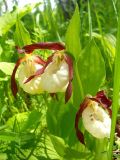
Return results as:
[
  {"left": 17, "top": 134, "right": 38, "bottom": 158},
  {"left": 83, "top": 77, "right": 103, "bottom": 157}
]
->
[{"left": 0, "top": 0, "right": 120, "bottom": 159}]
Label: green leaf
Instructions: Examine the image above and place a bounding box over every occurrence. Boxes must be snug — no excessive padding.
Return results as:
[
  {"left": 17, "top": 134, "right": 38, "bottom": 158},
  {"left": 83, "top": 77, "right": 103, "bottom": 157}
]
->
[
  {"left": 77, "top": 39, "right": 105, "bottom": 96},
  {"left": 0, "top": 131, "right": 20, "bottom": 142},
  {"left": 46, "top": 95, "right": 67, "bottom": 136},
  {"left": 22, "top": 110, "right": 42, "bottom": 131},
  {"left": 50, "top": 134, "right": 66, "bottom": 157},
  {"left": 64, "top": 148, "right": 91, "bottom": 159},
  {"left": 46, "top": 96, "right": 77, "bottom": 146},
  {"left": 14, "top": 18, "right": 31, "bottom": 47},
  {"left": 7, "top": 112, "right": 29, "bottom": 131},
  {"left": 50, "top": 134, "right": 91, "bottom": 159},
  {"left": 109, "top": 13, "right": 120, "bottom": 159},
  {"left": 38, "top": 134, "right": 61, "bottom": 159},
  {"left": 0, "top": 62, "right": 15, "bottom": 75},
  {"left": 0, "top": 45, "right": 3, "bottom": 56},
  {"left": 0, "top": 3, "right": 41, "bottom": 36},
  {"left": 65, "top": 4, "right": 81, "bottom": 60}
]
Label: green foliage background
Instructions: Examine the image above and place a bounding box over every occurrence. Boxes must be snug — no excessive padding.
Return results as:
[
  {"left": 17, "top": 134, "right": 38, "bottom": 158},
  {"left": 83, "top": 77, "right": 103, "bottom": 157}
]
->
[{"left": 0, "top": 0, "right": 120, "bottom": 160}]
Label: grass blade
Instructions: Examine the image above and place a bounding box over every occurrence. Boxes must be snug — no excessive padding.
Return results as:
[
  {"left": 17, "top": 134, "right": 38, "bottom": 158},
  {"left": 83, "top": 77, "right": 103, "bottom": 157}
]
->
[{"left": 109, "top": 13, "right": 120, "bottom": 160}]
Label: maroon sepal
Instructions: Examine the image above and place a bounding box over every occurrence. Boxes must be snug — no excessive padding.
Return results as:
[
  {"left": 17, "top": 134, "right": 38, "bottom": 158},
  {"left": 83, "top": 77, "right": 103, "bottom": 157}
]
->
[
  {"left": 64, "top": 54, "right": 73, "bottom": 103},
  {"left": 22, "top": 42, "right": 65, "bottom": 54},
  {"left": 65, "top": 82, "right": 72, "bottom": 103},
  {"left": 24, "top": 55, "right": 54, "bottom": 84},
  {"left": 75, "top": 98, "right": 90, "bottom": 144},
  {"left": 90, "top": 90, "right": 112, "bottom": 117},
  {"left": 11, "top": 58, "right": 26, "bottom": 97},
  {"left": 76, "top": 129, "right": 85, "bottom": 145}
]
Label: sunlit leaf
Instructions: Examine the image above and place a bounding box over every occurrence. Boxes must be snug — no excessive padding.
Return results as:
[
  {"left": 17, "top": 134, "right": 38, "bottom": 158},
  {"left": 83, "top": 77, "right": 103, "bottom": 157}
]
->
[
  {"left": 22, "top": 110, "right": 42, "bottom": 131},
  {"left": 0, "top": 3, "right": 41, "bottom": 36},
  {"left": 109, "top": 13, "right": 120, "bottom": 159},
  {"left": 77, "top": 39, "right": 105, "bottom": 96},
  {"left": 14, "top": 18, "right": 31, "bottom": 47},
  {"left": 0, "top": 131, "right": 20, "bottom": 142},
  {"left": 50, "top": 134, "right": 91, "bottom": 159},
  {"left": 0, "top": 153, "right": 8, "bottom": 160},
  {"left": 65, "top": 4, "right": 81, "bottom": 60},
  {"left": 50, "top": 134, "right": 66, "bottom": 157},
  {"left": 0, "top": 62, "right": 15, "bottom": 75}
]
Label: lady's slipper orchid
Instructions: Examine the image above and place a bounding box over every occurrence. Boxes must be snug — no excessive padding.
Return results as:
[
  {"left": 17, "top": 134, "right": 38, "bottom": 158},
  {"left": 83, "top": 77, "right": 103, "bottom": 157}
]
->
[
  {"left": 25, "top": 52, "right": 73, "bottom": 103},
  {"left": 75, "top": 90, "right": 112, "bottom": 144},
  {"left": 40, "top": 53, "right": 69, "bottom": 92},
  {"left": 11, "top": 42, "right": 73, "bottom": 102},
  {"left": 11, "top": 54, "right": 45, "bottom": 96}
]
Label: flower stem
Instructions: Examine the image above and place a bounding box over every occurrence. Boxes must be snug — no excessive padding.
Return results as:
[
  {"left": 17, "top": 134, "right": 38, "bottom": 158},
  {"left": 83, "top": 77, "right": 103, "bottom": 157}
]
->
[
  {"left": 75, "top": 63, "right": 84, "bottom": 100},
  {"left": 94, "top": 139, "right": 109, "bottom": 160}
]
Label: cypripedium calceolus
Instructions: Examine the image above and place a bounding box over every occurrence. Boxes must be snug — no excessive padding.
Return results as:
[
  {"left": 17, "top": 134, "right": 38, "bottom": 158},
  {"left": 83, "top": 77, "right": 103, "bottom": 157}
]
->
[
  {"left": 11, "top": 42, "right": 73, "bottom": 103},
  {"left": 75, "top": 91, "right": 112, "bottom": 144}
]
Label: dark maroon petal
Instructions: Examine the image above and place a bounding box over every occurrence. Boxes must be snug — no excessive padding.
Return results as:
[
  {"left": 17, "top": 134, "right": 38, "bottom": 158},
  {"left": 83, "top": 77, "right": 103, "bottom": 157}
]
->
[
  {"left": 23, "top": 42, "right": 65, "bottom": 53},
  {"left": 64, "top": 54, "right": 73, "bottom": 102},
  {"left": 95, "top": 90, "right": 112, "bottom": 108},
  {"left": 11, "top": 58, "right": 26, "bottom": 97},
  {"left": 50, "top": 93, "right": 58, "bottom": 101},
  {"left": 33, "top": 55, "right": 46, "bottom": 65},
  {"left": 64, "top": 54, "right": 73, "bottom": 81},
  {"left": 107, "top": 108, "right": 112, "bottom": 118},
  {"left": 75, "top": 98, "right": 90, "bottom": 144},
  {"left": 90, "top": 90, "right": 112, "bottom": 116},
  {"left": 65, "top": 81, "right": 72, "bottom": 103}
]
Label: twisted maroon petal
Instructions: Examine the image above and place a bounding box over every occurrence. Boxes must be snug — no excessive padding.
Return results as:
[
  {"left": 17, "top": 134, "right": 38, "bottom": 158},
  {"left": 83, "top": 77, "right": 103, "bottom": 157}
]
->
[
  {"left": 11, "top": 58, "right": 26, "bottom": 97},
  {"left": 75, "top": 98, "right": 90, "bottom": 144},
  {"left": 33, "top": 55, "right": 46, "bottom": 65},
  {"left": 90, "top": 90, "right": 112, "bottom": 117},
  {"left": 95, "top": 90, "right": 112, "bottom": 108},
  {"left": 24, "top": 55, "right": 54, "bottom": 84},
  {"left": 64, "top": 54, "right": 73, "bottom": 103},
  {"left": 24, "top": 67, "right": 45, "bottom": 84},
  {"left": 22, "top": 42, "right": 65, "bottom": 54}
]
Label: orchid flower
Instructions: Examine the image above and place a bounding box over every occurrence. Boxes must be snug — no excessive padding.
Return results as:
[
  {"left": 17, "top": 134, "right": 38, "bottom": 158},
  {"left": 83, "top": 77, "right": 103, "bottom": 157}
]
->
[
  {"left": 75, "top": 90, "right": 112, "bottom": 144},
  {"left": 11, "top": 42, "right": 73, "bottom": 103},
  {"left": 11, "top": 54, "right": 45, "bottom": 96}
]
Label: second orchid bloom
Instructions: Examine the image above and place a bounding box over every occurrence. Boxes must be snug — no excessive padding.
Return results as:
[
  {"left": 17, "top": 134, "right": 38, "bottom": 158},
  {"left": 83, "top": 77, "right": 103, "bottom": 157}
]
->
[
  {"left": 11, "top": 42, "right": 73, "bottom": 103},
  {"left": 75, "top": 90, "right": 112, "bottom": 144}
]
